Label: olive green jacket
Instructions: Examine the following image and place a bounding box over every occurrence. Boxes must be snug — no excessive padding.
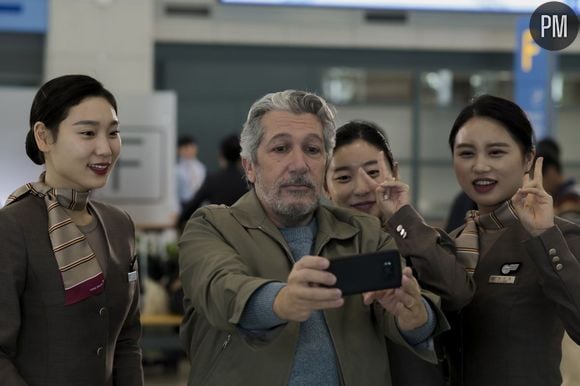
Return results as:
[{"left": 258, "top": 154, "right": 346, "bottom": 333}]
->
[{"left": 179, "top": 190, "right": 448, "bottom": 386}]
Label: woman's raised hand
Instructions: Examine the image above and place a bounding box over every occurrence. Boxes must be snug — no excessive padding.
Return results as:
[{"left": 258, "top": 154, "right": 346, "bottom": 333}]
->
[
  {"left": 512, "top": 157, "right": 555, "bottom": 237},
  {"left": 361, "top": 151, "right": 410, "bottom": 223}
]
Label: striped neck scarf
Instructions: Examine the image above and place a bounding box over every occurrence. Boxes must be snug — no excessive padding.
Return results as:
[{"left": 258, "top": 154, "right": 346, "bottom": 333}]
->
[
  {"left": 455, "top": 199, "right": 519, "bottom": 275},
  {"left": 5, "top": 175, "right": 105, "bottom": 305}
]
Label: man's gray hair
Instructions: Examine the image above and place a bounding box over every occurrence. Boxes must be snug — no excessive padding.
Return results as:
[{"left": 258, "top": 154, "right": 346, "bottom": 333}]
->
[{"left": 240, "top": 90, "right": 336, "bottom": 163}]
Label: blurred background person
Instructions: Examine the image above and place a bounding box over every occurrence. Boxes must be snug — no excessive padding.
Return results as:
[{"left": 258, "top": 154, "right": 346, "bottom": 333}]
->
[
  {"left": 177, "top": 133, "right": 248, "bottom": 230},
  {"left": 536, "top": 139, "right": 580, "bottom": 223},
  {"left": 176, "top": 135, "right": 206, "bottom": 211}
]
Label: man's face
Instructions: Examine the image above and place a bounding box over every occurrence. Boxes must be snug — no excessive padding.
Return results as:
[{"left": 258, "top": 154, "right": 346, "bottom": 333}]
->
[
  {"left": 243, "top": 110, "right": 327, "bottom": 227},
  {"left": 179, "top": 143, "right": 198, "bottom": 159}
]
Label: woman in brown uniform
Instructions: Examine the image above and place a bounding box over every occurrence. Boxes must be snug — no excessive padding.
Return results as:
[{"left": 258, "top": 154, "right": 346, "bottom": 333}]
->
[
  {"left": 442, "top": 94, "right": 580, "bottom": 386},
  {"left": 0, "top": 75, "right": 143, "bottom": 386}
]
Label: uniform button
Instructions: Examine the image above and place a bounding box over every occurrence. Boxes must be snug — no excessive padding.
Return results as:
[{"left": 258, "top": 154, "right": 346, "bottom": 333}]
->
[
  {"left": 556, "top": 263, "right": 563, "bottom": 271},
  {"left": 552, "top": 256, "right": 560, "bottom": 264},
  {"left": 99, "top": 307, "right": 107, "bottom": 316},
  {"left": 396, "top": 225, "right": 403, "bottom": 232},
  {"left": 549, "top": 248, "right": 557, "bottom": 256},
  {"left": 96, "top": 346, "right": 104, "bottom": 357}
]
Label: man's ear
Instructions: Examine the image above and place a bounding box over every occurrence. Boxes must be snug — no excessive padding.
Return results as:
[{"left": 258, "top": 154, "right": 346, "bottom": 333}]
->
[
  {"left": 33, "top": 122, "right": 53, "bottom": 152},
  {"left": 242, "top": 157, "right": 256, "bottom": 184}
]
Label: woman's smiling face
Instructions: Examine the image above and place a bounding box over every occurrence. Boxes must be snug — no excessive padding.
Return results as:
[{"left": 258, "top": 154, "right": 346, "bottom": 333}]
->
[
  {"left": 326, "top": 139, "right": 396, "bottom": 217},
  {"left": 452, "top": 116, "right": 534, "bottom": 214},
  {"left": 39, "top": 96, "right": 121, "bottom": 191}
]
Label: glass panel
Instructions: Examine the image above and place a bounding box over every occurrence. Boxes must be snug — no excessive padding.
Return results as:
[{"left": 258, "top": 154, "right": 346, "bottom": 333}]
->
[
  {"left": 556, "top": 108, "right": 580, "bottom": 162},
  {"left": 335, "top": 105, "right": 412, "bottom": 159},
  {"left": 417, "top": 165, "right": 461, "bottom": 222},
  {"left": 419, "top": 107, "right": 457, "bottom": 159},
  {"left": 396, "top": 163, "right": 412, "bottom": 188},
  {"left": 321, "top": 67, "right": 412, "bottom": 105},
  {"left": 556, "top": 73, "right": 580, "bottom": 107},
  {"left": 420, "top": 70, "right": 513, "bottom": 108},
  {"left": 467, "top": 71, "right": 513, "bottom": 100}
]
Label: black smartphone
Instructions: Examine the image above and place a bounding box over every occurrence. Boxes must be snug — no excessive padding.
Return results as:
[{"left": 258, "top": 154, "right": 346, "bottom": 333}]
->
[{"left": 326, "top": 250, "right": 402, "bottom": 296}]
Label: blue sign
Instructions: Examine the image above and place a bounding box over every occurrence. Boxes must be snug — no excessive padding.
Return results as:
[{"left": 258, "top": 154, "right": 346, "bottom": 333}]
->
[
  {"left": 0, "top": 0, "right": 47, "bottom": 33},
  {"left": 514, "top": 17, "right": 557, "bottom": 139}
]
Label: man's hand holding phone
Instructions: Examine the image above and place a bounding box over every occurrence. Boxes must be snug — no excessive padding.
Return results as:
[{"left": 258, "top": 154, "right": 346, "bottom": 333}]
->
[
  {"left": 363, "top": 267, "right": 429, "bottom": 331},
  {"left": 273, "top": 252, "right": 427, "bottom": 332},
  {"left": 273, "top": 255, "right": 344, "bottom": 322}
]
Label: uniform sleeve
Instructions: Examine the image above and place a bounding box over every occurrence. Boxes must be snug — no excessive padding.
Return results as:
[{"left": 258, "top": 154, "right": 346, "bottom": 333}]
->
[
  {"left": 113, "top": 213, "right": 144, "bottom": 386},
  {"left": 523, "top": 223, "right": 580, "bottom": 344},
  {"left": 0, "top": 213, "right": 29, "bottom": 386},
  {"left": 374, "top": 229, "right": 450, "bottom": 364},
  {"left": 386, "top": 205, "right": 476, "bottom": 311},
  {"left": 179, "top": 208, "right": 275, "bottom": 334}
]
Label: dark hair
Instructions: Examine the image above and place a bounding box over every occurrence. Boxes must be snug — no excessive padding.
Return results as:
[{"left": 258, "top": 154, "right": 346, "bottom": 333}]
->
[
  {"left": 334, "top": 120, "right": 395, "bottom": 171},
  {"left": 220, "top": 134, "right": 241, "bottom": 164},
  {"left": 539, "top": 152, "right": 562, "bottom": 175},
  {"left": 536, "top": 137, "right": 561, "bottom": 160},
  {"left": 178, "top": 135, "right": 196, "bottom": 148},
  {"left": 448, "top": 94, "right": 535, "bottom": 155},
  {"left": 27, "top": 74, "right": 117, "bottom": 165}
]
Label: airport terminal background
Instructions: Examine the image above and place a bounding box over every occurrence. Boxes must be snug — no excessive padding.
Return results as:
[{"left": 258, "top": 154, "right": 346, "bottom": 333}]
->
[{"left": 1, "top": 1, "right": 580, "bottom": 385}]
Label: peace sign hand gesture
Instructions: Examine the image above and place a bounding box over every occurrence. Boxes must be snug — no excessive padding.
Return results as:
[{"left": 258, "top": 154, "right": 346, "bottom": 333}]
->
[
  {"left": 512, "top": 157, "right": 555, "bottom": 237},
  {"left": 360, "top": 151, "right": 410, "bottom": 223}
]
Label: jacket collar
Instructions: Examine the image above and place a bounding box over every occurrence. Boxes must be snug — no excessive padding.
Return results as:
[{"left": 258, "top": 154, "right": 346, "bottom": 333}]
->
[
  {"left": 312, "top": 204, "right": 359, "bottom": 255},
  {"left": 231, "top": 190, "right": 359, "bottom": 250}
]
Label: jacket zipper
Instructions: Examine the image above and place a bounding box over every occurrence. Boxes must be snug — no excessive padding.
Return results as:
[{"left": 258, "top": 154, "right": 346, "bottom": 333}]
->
[
  {"left": 316, "top": 235, "right": 345, "bottom": 385},
  {"left": 201, "top": 334, "right": 232, "bottom": 384},
  {"left": 221, "top": 334, "right": 232, "bottom": 351},
  {"left": 322, "top": 314, "right": 345, "bottom": 385}
]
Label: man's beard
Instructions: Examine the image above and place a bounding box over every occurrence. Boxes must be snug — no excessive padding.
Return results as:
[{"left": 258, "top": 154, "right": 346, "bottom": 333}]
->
[{"left": 255, "top": 171, "right": 320, "bottom": 227}]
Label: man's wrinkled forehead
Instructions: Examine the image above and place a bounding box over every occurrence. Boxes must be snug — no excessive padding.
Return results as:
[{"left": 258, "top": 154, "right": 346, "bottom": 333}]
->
[
  {"left": 263, "top": 132, "right": 324, "bottom": 146},
  {"left": 259, "top": 110, "right": 324, "bottom": 144}
]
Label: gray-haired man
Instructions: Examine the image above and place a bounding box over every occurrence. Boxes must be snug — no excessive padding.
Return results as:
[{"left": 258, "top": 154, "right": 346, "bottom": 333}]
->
[{"left": 179, "top": 90, "right": 448, "bottom": 385}]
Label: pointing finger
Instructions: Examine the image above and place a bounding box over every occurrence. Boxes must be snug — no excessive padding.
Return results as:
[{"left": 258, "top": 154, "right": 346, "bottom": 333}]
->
[
  {"left": 377, "top": 151, "right": 393, "bottom": 181},
  {"left": 533, "top": 157, "right": 544, "bottom": 186},
  {"left": 358, "top": 167, "right": 380, "bottom": 189}
]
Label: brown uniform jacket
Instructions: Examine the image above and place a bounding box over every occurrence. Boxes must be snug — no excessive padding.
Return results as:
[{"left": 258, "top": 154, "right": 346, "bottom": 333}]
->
[
  {"left": 0, "top": 194, "right": 143, "bottom": 386},
  {"left": 179, "top": 190, "right": 449, "bottom": 386},
  {"left": 384, "top": 205, "right": 465, "bottom": 386},
  {"left": 391, "top": 205, "right": 580, "bottom": 386}
]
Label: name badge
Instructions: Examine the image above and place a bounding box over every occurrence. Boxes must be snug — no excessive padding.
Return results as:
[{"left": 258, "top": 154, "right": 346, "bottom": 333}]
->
[
  {"left": 128, "top": 270, "right": 138, "bottom": 282},
  {"left": 489, "top": 275, "right": 516, "bottom": 284}
]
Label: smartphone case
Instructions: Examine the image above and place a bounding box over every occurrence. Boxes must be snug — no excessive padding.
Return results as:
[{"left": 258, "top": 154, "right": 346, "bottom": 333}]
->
[{"left": 326, "top": 250, "right": 402, "bottom": 295}]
